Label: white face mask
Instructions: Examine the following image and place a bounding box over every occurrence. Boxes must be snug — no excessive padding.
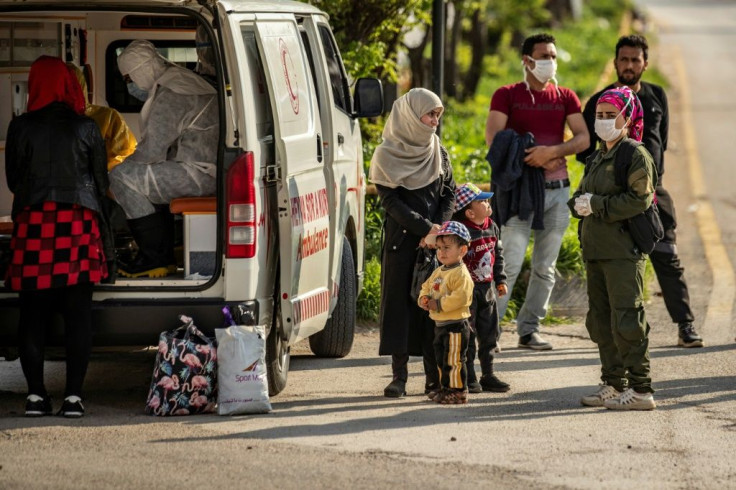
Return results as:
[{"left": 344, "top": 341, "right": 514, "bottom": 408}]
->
[
  {"left": 526, "top": 58, "right": 557, "bottom": 83},
  {"left": 594, "top": 118, "right": 624, "bottom": 142},
  {"left": 594, "top": 99, "right": 631, "bottom": 142}
]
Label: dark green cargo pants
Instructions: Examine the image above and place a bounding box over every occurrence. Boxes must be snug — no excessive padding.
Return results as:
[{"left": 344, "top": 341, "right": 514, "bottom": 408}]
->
[{"left": 585, "top": 258, "right": 653, "bottom": 393}]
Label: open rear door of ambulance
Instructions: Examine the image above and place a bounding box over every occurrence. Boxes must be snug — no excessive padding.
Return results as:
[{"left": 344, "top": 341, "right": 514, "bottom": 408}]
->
[{"left": 253, "top": 16, "right": 330, "bottom": 343}]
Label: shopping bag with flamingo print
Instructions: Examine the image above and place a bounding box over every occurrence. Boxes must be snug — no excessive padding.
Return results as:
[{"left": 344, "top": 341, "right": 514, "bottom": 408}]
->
[{"left": 145, "top": 315, "right": 218, "bottom": 416}]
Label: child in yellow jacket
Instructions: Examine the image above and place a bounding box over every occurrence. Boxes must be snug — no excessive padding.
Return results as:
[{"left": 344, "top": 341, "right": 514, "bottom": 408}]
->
[{"left": 419, "top": 221, "right": 474, "bottom": 404}]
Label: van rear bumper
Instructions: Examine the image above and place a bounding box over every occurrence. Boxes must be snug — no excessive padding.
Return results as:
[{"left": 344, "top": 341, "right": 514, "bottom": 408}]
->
[{"left": 0, "top": 297, "right": 258, "bottom": 347}]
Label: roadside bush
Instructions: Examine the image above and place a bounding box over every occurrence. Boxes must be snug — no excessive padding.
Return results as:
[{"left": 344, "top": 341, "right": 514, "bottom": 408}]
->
[
  {"left": 364, "top": 194, "right": 384, "bottom": 262},
  {"left": 357, "top": 256, "right": 382, "bottom": 322}
]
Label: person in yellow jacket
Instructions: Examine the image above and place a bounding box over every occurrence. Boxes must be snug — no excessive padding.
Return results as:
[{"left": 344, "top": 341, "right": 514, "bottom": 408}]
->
[
  {"left": 68, "top": 63, "right": 136, "bottom": 171},
  {"left": 418, "top": 221, "right": 475, "bottom": 404}
]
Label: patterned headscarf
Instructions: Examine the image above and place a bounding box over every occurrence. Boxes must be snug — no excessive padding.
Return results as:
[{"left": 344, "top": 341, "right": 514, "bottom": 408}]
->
[
  {"left": 597, "top": 86, "right": 644, "bottom": 142},
  {"left": 27, "top": 56, "right": 85, "bottom": 115}
]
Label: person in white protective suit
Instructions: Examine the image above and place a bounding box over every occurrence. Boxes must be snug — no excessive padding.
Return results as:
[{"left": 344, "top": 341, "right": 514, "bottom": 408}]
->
[{"left": 111, "top": 39, "right": 218, "bottom": 278}]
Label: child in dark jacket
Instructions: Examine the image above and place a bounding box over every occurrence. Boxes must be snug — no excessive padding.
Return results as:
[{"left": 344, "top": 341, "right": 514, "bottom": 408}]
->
[{"left": 453, "top": 183, "right": 510, "bottom": 393}]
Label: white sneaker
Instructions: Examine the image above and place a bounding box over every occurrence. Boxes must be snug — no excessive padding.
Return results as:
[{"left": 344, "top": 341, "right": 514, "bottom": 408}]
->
[
  {"left": 604, "top": 388, "right": 656, "bottom": 411},
  {"left": 580, "top": 384, "right": 622, "bottom": 407}
]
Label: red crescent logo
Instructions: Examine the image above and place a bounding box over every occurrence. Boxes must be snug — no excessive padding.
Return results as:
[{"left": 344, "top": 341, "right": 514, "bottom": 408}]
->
[{"left": 279, "top": 38, "right": 299, "bottom": 114}]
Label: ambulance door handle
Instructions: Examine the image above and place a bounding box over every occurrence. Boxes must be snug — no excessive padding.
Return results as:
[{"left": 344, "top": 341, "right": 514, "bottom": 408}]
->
[
  {"left": 317, "top": 134, "right": 323, "bottom": 163},
  {"left": 337, "top": 133, "right": 344, "bottom": 145}
]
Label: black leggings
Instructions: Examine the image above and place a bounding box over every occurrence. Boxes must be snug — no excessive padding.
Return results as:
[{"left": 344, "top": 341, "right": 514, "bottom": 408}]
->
[{"left": 18, "top": 282, "right": 94, "bottom": 398}]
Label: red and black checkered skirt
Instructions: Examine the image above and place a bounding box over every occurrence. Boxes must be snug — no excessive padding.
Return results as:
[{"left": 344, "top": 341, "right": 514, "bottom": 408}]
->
[{"left": 5, "top": 201, "right": 108, "bottom": 291}]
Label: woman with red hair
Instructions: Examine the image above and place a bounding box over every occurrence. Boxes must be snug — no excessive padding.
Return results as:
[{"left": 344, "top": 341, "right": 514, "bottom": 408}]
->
[{"left": 4, "top": 55, "right": 114, "bottom": 418}]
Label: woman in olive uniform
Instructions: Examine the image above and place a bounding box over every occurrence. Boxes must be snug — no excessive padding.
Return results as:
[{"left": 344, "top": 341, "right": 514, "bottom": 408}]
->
[{"left": 569, "top": 86, "right": 657, "bottom": 410}]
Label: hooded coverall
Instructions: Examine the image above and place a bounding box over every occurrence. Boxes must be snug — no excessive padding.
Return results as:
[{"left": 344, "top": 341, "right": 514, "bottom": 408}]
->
[{"left": 111, "top": 39, "right": 218, "bottom": 220}]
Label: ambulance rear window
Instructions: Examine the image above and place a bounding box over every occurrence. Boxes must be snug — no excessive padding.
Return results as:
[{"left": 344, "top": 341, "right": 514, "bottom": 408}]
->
[{"left": 121, "top": 16, "right": 198, "bottom": 30}]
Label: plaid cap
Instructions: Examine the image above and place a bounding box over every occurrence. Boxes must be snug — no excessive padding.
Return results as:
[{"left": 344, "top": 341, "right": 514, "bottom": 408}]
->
[
  {"left": 426, "top": 220, "right": 471, "bottom": 246},
  {"left": 455, "top": 183, "right": 494, "bottom": 211}
]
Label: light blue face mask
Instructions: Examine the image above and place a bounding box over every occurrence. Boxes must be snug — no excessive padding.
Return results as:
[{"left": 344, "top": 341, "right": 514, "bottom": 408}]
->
[{"left": 126, "top": 82, "right": 149, "bottom": 102}]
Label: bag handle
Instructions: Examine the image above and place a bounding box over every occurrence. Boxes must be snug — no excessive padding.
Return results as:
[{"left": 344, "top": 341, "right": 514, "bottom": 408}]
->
[{"left": 176, "top": 315, "right": 212, "bottom": 345}]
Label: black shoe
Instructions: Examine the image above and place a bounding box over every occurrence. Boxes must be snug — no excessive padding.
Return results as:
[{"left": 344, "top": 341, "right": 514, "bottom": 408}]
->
[
  {"left": 384, "top": 379, "right": 406, "bottom": 398},
  {"left": 58, "top": 396, "right": 85, "bottom": 418},
  {"left": 25, "top": 394, "right": 52, "bottom": 417},
  {"left": 118, "top": 253, "right": 169, "bottom": 278},
  {"left": 480, "top": 374, "right": 511, "bottom": 393},
  {"left": 119, "top": 213, "right": 173, "bottom": 278},
  {"left": 467, "top": 380, "right": 483, "bottom": 394},
  {"left": 678, "top": 323, "right": 704, "bottom": 348},
  {"left": 424, "top": 381, "right": 439, "bottom": 395}
]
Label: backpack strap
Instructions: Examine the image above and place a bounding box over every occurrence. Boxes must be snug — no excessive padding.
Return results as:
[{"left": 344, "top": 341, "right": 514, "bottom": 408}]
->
[
  {"left": 613, "top": 139, "right": 641, "bottom": 189},
  {"left": 582, "top": 150, "right": 598, "bottom": 177}
]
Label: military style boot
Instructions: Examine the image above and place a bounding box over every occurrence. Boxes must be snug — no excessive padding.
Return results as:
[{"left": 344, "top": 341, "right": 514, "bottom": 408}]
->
[{"left": 677, "top": 322, "right": 704, "bottom": 348}]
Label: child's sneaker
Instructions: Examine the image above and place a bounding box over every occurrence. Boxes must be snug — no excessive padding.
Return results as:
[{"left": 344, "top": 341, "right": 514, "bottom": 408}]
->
[
  {"left": 25, "top": 394, "right": 52, "bottom": 417},
  {"left": 436, "top": 389, "right": 468, "bottom": 405},
  {"left": 58, "top": 396, "right": 85, "bottom": 418},
  {"left": 467, "top": 380, "right": 483, "bottom": 394},
  {"left": 479, "top": 374, "right": 510, "bottom": 392},
  {"left": 426, "top": 387, "right": 442, "bottom": 401},
  {"left": 466, "top": 373, "right": 482, "bottom": 394},
  {"left": 603, "top": 388, "right": 656, "bottom": 411},
  {"left": 580, "top": 383, "right": 621, "bottom": 407}
]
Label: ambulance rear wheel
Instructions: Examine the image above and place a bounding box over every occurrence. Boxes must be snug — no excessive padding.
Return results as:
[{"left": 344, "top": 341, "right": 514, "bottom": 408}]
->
[
  {"left": 309, "top": 239, "right": 356, "bottom": 358},
  {"left": 266, "top": 292, "right": 290, "bottom": 396}
]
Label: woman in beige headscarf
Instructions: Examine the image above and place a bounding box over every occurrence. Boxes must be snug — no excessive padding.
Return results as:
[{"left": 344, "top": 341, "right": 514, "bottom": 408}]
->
[{"left": 370, "top": 88, "right": 456, "bottom": 398}]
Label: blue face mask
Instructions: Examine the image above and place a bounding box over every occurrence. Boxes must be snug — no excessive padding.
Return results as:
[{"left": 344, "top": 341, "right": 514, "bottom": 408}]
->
[{"left": 126, "top": 82, "right": 149, "bottom": 102}]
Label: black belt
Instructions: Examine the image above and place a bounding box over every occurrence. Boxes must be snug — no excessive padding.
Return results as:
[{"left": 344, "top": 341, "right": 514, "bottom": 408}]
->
[{"left": 545, "top": 178, "right": 570, "bottom": 190}]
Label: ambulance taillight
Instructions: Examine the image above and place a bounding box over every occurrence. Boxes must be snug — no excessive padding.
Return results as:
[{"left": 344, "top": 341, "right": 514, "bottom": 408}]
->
[{"left": 226, "top": 151, "right": 256, "bottom": 258}]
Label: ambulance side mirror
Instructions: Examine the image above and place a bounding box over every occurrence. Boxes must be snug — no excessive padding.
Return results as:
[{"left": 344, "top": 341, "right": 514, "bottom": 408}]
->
[{"left": 353, "top": 78, "right": 383, "bottom": 118}]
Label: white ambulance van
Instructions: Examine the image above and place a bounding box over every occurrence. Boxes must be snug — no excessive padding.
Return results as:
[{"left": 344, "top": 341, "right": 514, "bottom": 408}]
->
[{"left": 0, "top": 0, "right": 383, "bottom": 394}]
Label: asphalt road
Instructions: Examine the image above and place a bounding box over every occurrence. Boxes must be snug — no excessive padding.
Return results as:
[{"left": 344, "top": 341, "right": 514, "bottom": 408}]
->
[
  {"left": 1, "top": 1, "right": 735, "bottom": 489},
  {"left": 0, "top": 312, "right": 734, "bottom": 489}
]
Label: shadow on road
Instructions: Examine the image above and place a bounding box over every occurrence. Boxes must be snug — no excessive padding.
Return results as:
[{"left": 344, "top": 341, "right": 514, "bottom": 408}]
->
[
  {"left": 143, "top": 370, "right": 736, "bottom": 446},
  {"left": 1, "top": 336, "right": 733, "bottom": 436}
]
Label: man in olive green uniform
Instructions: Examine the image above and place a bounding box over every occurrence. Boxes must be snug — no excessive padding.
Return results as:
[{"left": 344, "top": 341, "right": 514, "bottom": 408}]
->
[{"left": 569, "top": 87, "right": 657, "bottom": 410}]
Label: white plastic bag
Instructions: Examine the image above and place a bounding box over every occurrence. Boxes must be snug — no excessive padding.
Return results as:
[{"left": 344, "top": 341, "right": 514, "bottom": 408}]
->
[{"left": 215, "top": 324, "right": 272, "bottom": 414}]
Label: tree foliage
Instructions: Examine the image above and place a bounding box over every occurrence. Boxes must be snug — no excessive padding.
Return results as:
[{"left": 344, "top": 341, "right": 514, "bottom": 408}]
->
[
  {"left": 309, "top": 0, "right": 430, "bottom": 80},
  {"left": 444, "top": 0, "right": 552, "bottom": 100}
]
